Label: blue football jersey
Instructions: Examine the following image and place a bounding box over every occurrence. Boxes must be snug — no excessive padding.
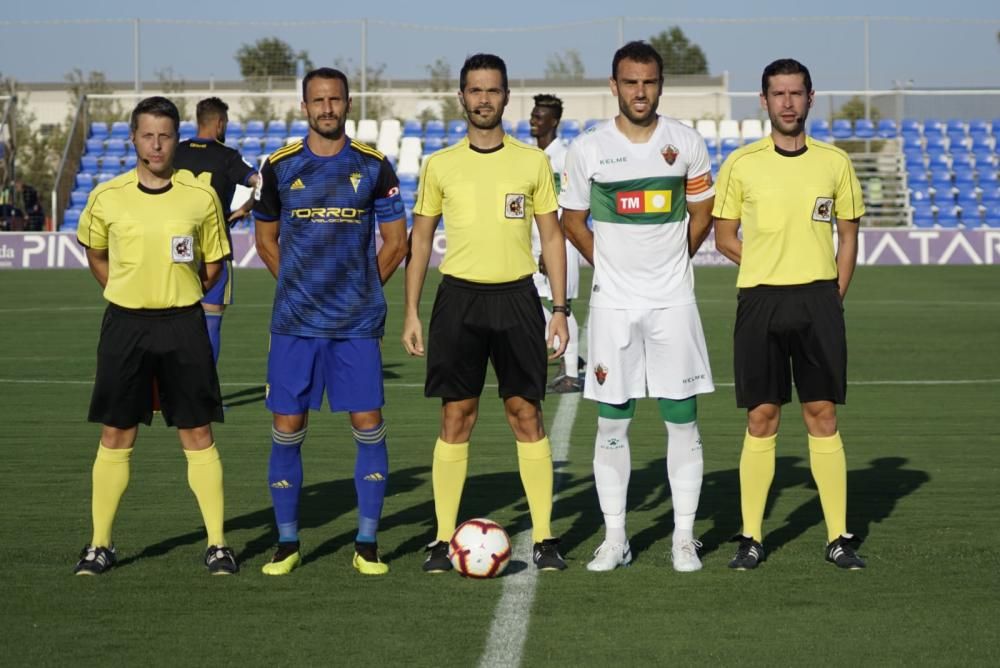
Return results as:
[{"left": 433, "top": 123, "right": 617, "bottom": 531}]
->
[{"left": 254, "top": 138, "right": 404, "bottom": 338}]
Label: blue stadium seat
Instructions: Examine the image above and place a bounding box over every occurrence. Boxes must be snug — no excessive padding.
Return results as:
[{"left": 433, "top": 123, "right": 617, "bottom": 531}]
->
[
  {"left": 854, "top": 119, "right": 875, "bottom": 139},
  {"left": 90, "top": 122, "right": 109, "bottom": 139},
  {"left": 909, "top": 184, "right": 932, "bottom": 203},
  {"left": 704, "top": 137, "right": 719, "bottom": 154},
  {"left": 721, "top": 137, "right": 742, "bottom": 152},
  {"left": 876, "top": 119, "right": 898, "bottom": 138},
  {"left": 424, "top": 120, "right": 445, "bottom": 138},
  {"left": 70, "top": 189, "right": 90, "bottom": 208},
  {"left": 925, "top": 135, "right": 948, "bottom": 154},
  {"left": 930, "top": 173, "right": 955, "bottom": 202},
  {"left": 809, "top": 119, "right": 831, "bottom": 140},
  {"left": 981, "top": 185, "right": 1000, "bottom": 203},
  {"left": 241, "top": 137, "right": 262, "bottom": 150},
  {"left": 266, "top": 120, "right": 287, "bottom": 137},
  {"left": 80, "top": 155, "right": 100, "bottom": 172},
  {"left": 953, "top": 167, "right": 977, "bottom": 188},
  {"left": 289, "top": 120, "right": 309, "bottom": 137},
  {"left": 900, "top": 118, "right": 921, "bottom": 137},
  {"left": 514, "top": 119, "right": 531, "bottom": 138},
  {"left": 902, "top": 134, "right": 923, "bottom": 151},
  {"left": 179, "top": 121, "right": 197, "bottom": 140},
  {"left": 928, "top": 152, "right": 951, "bottom": 171},
  {"left": 950, "top": 150, "right": 973, "bottom": 169},
  {"left": 85, "top": 138, "right": 105, "bottom": 155},
  {"left": 946, "top": 118, "right": 965, "bottom": 133},
  {"left": 906, "top": 165, "right": 927, "bottom": 184},
  {"left": 241, "top": 145, "right": 261, "bottom": 163},
  {"left": 970, "top": 133, "right": 994, "bottom": 151},
  {"left": 401, "top": 190, "right": 418, "bottom": 208},
  {"left": 958, "top": 191, "right": 982, "bottom": 224},
  {"left": 911, "top": 200, "right": 935, "bottom": 227},
  {"left": 109, "top": 121, "right": 130, "bottom": 139},
  {"left": 936, "top": 208, "right": 961, "bottom": 228},
  {"left": 96, "top": 172, "right": 116, "bottom": 183},
  {"left": 904, "top": 148, "right": 925, "bottom": 166},
  {"left": 923, "top": 119, "right": 945, "bottom": 137},
  {"left": 831, "top": 119, "right": 852, "bottom": 140},
  {"left": 402, "top": 119, "right": 422, "bottom": 138},
  {"left": 399, "top": 173, "right": 418, "bottom": 190},
  {"left": 262, "top": 136, "right": 285, "bottom": 153},
  {"left": 423, "top": 136, "right": 445, "bottom": 153},
  {"left": 227, "top": 120, "right": 243, "bottom": 138},
  {"left": 122, "top": 154, "right": 137, "bottom": 170},
  {"left": 244, "top": 120, "right": 265, "bottom": 137},
  {"left": 947, "top": 130, "right": 968, "bottom": 149},
  {"left": 973, "top": 150, "right": 996, "bottom": 171},
  {"left": 985, "top": 204, "right": 1000, "bottom": 227},
  {"left": 62, "top": 207, "right": 83, "bottom": 230},
  {"left": 104, "top": 139, "right": 127, "bottom": 158},
  {"left": 74, "top": 173, "right": 94, "bottom": 190},
  {"left": 560, "top": 119, "right": 582, "bottom": 140},
  {"left": 980, "top": 172, "right": 1000, "bottom": 190}
]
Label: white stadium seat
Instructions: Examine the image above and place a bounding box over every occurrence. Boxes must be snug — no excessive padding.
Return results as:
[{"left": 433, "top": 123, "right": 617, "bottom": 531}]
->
[
  {"left": 695, "top": 119, "right": 718, "bottom": 140},
  {"left": 718, "top": 119, "right": 741, "bottom": 140},
  {"left": 356, "top": 119, "right": 379, "bottom": 145},
  {"left": 741, "top": 119, "right": 764, "bottom": 141},
  {"left": 345, "top": 119, "right": 357, "bottom": 139}
]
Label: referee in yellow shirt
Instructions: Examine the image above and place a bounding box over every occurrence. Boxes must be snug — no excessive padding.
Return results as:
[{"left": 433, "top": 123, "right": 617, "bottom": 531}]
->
[
  {"left": 74, "top": 96, "right": 237, "bottom": 576},
  {"left": 714, "top": 59, "right": 866, "bottom": 571},
  {"left": 403, "top": 53, "right": 570, "bottom": 573}
]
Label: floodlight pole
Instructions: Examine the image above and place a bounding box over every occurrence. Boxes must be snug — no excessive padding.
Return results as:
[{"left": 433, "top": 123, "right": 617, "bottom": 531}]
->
[
  {"left": 133, "top": 18, "right": 141, "bottom": 94},
  {"left": 863, "top": 16, "right": 870, "bottom": 121},
  {"left": 361, "top": 18, "right": 368, "bottom": 120},
  {"left": 617, "top": 16, "right": 625, "bottom": 48}
]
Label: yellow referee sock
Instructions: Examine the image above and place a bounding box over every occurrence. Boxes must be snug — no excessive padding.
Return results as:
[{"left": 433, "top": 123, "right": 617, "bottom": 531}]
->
[
  {"left": 739, "top": 431, "right": 776, "bottom": 543},
  {"left": 184, "top": 444, "right": 226, "bottom": 547},
  {"left": 808, "top": 432, "right": 848, "bottom": 543},
  {"left": 90, "top": 443, "right": 132, "bottom": 548},
  {"left": 432, "top": 439, "right": 469, "bottom": 542},
  {"left": 517, "top": 437, "right": 554, "bottom": 543}
]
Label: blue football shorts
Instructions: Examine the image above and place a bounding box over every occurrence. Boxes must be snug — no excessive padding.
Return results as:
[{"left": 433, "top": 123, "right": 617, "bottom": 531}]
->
[
  {"left": 202, "top": 259, "right": 234, "bottom": 306},
  {"left": 266, "top": 334, "right": 384, "bottom": 414}
]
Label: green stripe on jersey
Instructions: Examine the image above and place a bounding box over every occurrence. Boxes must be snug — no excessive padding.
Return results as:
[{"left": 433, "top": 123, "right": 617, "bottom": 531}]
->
[{"left": 590, "top": 176, "right": 686, "bottom": 224}]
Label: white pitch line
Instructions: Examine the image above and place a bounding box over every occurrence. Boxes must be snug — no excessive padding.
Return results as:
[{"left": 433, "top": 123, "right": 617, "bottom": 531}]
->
[
  {"left": 4, "top": 378, "right": 1000, "bottom": 388},
  {"left": 478, "top": 390, "right": 579, "bottom": 668}
]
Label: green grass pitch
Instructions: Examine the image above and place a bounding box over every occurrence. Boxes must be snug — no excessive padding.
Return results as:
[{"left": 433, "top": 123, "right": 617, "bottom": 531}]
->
[{"left": 2, "top": 265, "right": 998, "bottom": 665}]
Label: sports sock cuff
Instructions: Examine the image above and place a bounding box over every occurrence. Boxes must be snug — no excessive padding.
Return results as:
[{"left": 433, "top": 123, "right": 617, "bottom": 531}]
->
[
  {"left": 744, "top": 431, "right": 777, "bottom": 453},
  {"left": 204, "top": 311, "right": 223, "bottom": 319},
  {"left": 97, "top": 443, "right": 133, "bottom": 462},
  {"left": 272, "top": 426, "right": 307, "bottom": 445},
  {"left": 598, "top": 399, "right": 636, "bottom": 420},
  {"left": 808, "top": 432, "right": 844, "bottom": 454},
  {"left": 658, "top": 396, "right": 697, "bottom": 423},
  {"left": 433, "top": 438, "right": 469, "bottom": 462},
  {"left": 184, "top": 443, "right": 220, "bottom": 464},
  {"left": 516, "top": 437, "right": 552, "bottom": 460},
  {"left": 353, "top": 422, "right": 387, "bottom": 444}
]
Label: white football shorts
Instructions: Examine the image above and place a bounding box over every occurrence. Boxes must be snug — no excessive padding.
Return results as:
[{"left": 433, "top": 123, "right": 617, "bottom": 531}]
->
[
  {"left": 584, "top": 303, "right": 714, "bottom": 404},
  {"left": 534, "top": 239, "right": 581, "bottom": 301}
]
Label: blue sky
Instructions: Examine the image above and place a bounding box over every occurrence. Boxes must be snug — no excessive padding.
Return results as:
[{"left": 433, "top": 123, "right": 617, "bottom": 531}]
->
[{"left": 2, "top": 0, "right": 999, "bottom": 91}]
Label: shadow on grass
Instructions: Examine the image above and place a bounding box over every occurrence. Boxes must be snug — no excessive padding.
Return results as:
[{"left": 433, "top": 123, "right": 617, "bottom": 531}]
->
[{"left": 221, "top": 385, "right": 267, "bottom": 408}]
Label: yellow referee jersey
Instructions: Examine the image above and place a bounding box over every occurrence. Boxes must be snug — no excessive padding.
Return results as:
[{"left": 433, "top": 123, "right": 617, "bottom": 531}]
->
[
  {"left": 414, "top": 135, "right": 558, "bottom": 283},
  {"left": 713, "top": 136, "right": 865, "bottom": 288},
  {"left": 77, "top": 169, "right": 230, "bottom": 309}
]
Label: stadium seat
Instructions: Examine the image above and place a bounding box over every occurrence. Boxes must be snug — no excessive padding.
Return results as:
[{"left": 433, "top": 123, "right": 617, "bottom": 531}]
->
[
  {"left": 179, "top": 121, "right": 197, "bottom": 140},
  {"left": 946, "top": 118, "right": 966, "bottom": 133},
  {"left": 96, "top": 172, "right": 116, "bottom": 184},
  {"left": 423, "top": 136, "right": 445, "bottom": 154},
  {"left": 62, "top": 207, "right": 83, "bottom": 230},
  {"left": 356, "top": 119, "right": 379, "bottom": 144},
  {"left": 721, "top": 137, "right": 741, "bottom": 152},
  {"left": 289, "top": 119, "right": 309, "bottom": 137},
  {"left": 70, "top": 189, "right": 90, "bottom": 208},
  {"left": 80, "top": 155, "right": 100, "bottom": 172},
  {"left": 515, "top": 119, "right": 531, "bottom": 139},
  {"left": 876, "top": 119, "right": 898, "bottom": 139},
  {"left": 379, "top": 119, "right": 402, "bottom": 140},
  {"left": 854, "top": 119, "right": 876, "bottom": 139},
  {"left": 344, "top": 119, "right": 357, "bottom": 138},
  {"left": 928, "top": 153, "right": 952, "bottom": 172},
  {"left": 74, "top": 173, "right": 94, "bottom": 190},
  {"left": 85, "top": 138, "right": 105, "bottom": 155},
  {"left": 981, "top": 185, "right": 1000, "bottom": 203},
  {"left": 584, "top": 118, "right": 602, "bottom": 131},
  {"left": 262, "top": 137, "right": 285, "bottom": 153},
  {"left": 831, "top": 119, "right": 853, "bottom": 140},
  {"left": 718, "top": 119, "right": 741, "bottom": 141},
  {"left": 560, "top": 119, "right": 582, "bottom": 140},
  {"left": 695, "top": 120, "right": 718, "bottom": 141},
  {"left": 808, "top": 119, "right": 831, "bottom": 141},
  {"left": 930, "top": 173, "right": 955, "bottom": 202},
  {"left": 741, "top": 119, "right": 764, "bottom": 141},
  {"left": 502, "top": 119, "right": 514, "bottom": 135},
  {"left": 909, "top": 184, "right": 932, "bottom": 203},
  {"left": 951, "top": 149, "right": 973, "bottom": 169},
  {"left": 109, "top": 121, "right": 130, "bottom": 139},
  {"left": 244, "top": 120, "right": 265, "bottom": 137},
  {"left": 122, "top": 154, "right": 137, "bottom": 170},
  {"left": 902, "top": 134, "right": 923, "bottom": 151},
  {"left": 904, "top": 148, "right": 925, "bottom": 166},
  {"left": 240, "top": 137, "right": 262, "bottom": 151},
  {"left": 900, "top": 118, "right": 921, "bottom": 136},
  {"left": 911, "top": 200, "right": 935, "bottom": 227},
  {"left": 953, "top": 167, "right": 977, "bottom": 188},
  {"left": 104, "top": 139, "right": 126, "bottom": 158},
  {"left": 936, "top": 208, "right": 961, "bottom": 228},
  {"left": 241, "top": 143, "right": 261, "bottom": 162},
  {"left": 923, "top": 119, "right": 945, "bottom": 136},
  {"left": 398, "top": 173, "right": 418, "bottom": 190},
  {"left": 968, "top": 119, "right": 989, "bottom": 141},
  {"left": 224, "top": 137, "right": 240, "bottom": 150},
  {"left": 984, "top": 203, "right": 1000, "bottom": 226},
  {"left": 447, "top": 119, "right": 467, "bottom": 137},
  {"left": 376, "top": 135, "right": 400, "bottom": 159},
  {"left": 90, "top": 122, "right": 109, "bottom": 140},
  {"left": 703, "top": 137, "right": 718, "bottom": 155},
  {"left": 396, "top": 154, "right": 420, "bottom": 179},
  {"left": 925, "top": 135, "right": 948, "bottom": 153},
  {"left": 227, "top": 120, "right": 243, "bottom": 138},
  {"left": 266, "top": 120, "right": 287, "bottom": 138},
  {"left": 402, "top": 119, "right": 422, "bottom": 138},
  {"left": 980, "top": 173, "right": 1000, "bottom": 191},
  {"left": 958, "top": 191, "right": 982, "bottom": 223},
  {"left": 424, "top": 120, "right": 446, "bottom": 138}
]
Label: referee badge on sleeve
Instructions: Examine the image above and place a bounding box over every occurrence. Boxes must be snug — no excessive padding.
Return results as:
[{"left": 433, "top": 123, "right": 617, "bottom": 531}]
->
[
  {"left": 172, "top": 236, "right": 195, "bottom": 263},
  {"left": 812, "top": 197, "right": 834, "bottom": 223},
  {"left": 505, "top": 193, "right": 526, "bottom": 219}
]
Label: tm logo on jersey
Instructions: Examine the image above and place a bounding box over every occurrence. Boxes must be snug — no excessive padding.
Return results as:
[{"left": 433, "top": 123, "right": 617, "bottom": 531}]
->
[{"left": 616, "top": 190, "right": 672, "bottom": 214}]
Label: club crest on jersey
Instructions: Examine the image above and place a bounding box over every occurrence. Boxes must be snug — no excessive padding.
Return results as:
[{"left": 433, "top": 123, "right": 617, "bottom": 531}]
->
[
  {"left": 171, "top": 236, "right": 194, "bottom": 263},
  {"left": 661, "top": 144, "right": 679, "bottom": 165},
  {"left": 594, "top": 363, "right": 609, "bottom": 385},
  {"left": 812, "top": 197, "right": 834, "bottom": 223},
  {"left": 349, "top": 171, "right": 363, "bottom": 193},
  {"left": 505, "top": 193, "right": 526, "bottom": 219}
]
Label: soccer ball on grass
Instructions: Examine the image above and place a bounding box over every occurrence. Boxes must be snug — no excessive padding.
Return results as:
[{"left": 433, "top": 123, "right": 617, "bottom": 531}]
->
[{"left": 449, "top": 518, "right": 511, "bottom": 578}]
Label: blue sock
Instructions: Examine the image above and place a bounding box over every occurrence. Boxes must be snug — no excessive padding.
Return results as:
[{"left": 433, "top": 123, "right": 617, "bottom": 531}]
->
[
  {"left": 205, "top": 311, "right": 223, "bottom": 364},
  {"left": 353, "top": 422, "right": 389, "bottom": 544},
  {"left": 269, "top": 426, "right": 305, "bottom": 543}
]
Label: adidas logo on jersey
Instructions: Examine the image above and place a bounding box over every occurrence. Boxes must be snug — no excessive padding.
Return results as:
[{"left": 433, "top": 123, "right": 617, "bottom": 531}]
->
[{"left": 290, "top": 178, "right": 305, "bottom": 190}]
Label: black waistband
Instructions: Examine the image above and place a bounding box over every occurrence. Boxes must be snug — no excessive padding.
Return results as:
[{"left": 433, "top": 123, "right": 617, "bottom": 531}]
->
[
  {"left": 738, "top": 279, "right": 837, "bottom": 296},
  {"left": 108, "top": 302, "right": 201, "bottom": 317},
  {"left": 441, "top": 274, "right": 534, "bottom": 293}
]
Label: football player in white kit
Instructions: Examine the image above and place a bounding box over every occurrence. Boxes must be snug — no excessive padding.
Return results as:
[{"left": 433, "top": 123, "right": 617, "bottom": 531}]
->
[
  {"left": 560, "top": 41, "right": 716, "bottom": 572},
  {"left": 529, "top": 94, "right": 584, "bottom": 393}
]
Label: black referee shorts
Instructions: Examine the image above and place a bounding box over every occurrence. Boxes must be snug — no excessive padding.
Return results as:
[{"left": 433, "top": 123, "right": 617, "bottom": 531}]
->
[
  {"left": 425, "top": 275, "right": 547, "bottom": 401},
  {"left": 733, "top": 280, "right": 847, "bottom": 409},
  {"left": 88, "top": 303, "right": 224, "bottom": 429}
]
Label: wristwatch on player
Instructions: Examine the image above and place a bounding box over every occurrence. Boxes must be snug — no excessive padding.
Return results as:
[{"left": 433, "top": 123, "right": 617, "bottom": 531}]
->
[{"left": 552, "top": 304, "right": 571, "bottom": 316}]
